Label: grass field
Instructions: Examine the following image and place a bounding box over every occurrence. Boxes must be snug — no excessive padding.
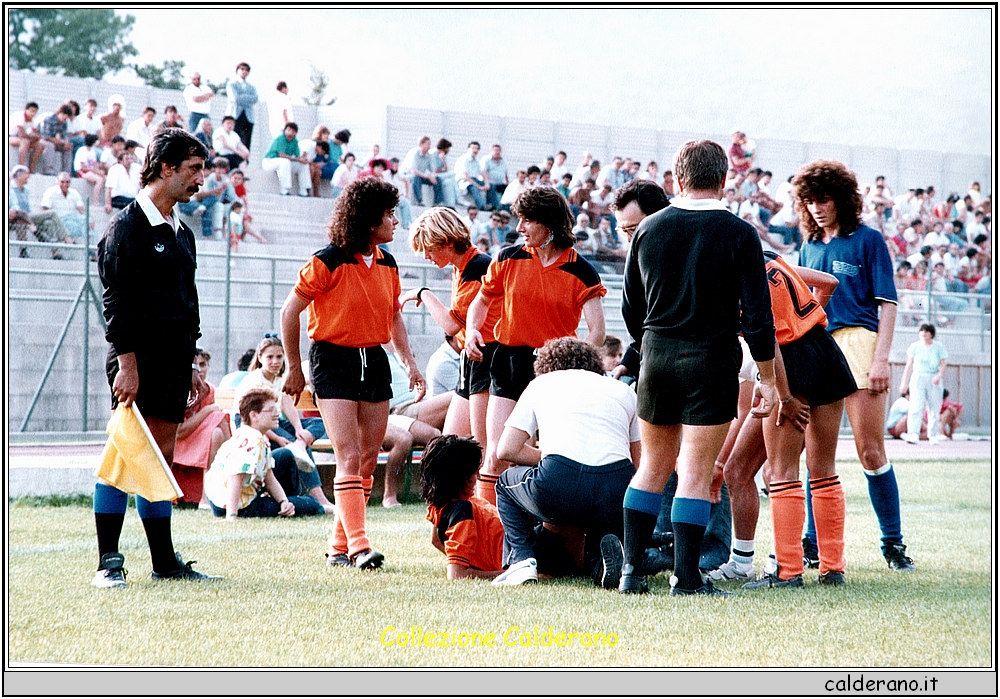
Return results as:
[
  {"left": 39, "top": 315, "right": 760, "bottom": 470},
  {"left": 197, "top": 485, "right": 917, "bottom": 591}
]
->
[{"left": 7, "top": 457, "right": 993, "bottom": 668}]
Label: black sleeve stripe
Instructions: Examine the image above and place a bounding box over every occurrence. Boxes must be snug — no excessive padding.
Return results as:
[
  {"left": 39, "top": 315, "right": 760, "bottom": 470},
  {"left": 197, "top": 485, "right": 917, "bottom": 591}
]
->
[
  {"left": 376, "top": 250, "right": 398, "bottom": 268},
  {"left": 437, "top": 499, "right": 473, "bottom": 543},
  {"left": 762, "top": 249, "right": 780, "bottom": 262},
  {"left": 315, "top": 245, "right": 355, "bottom": 272},
  {"left": 497, "top": 244, "right": 531, "bottom": 262},
  {"left": 460, "top": 253, "right": 492, "bottom": 283},
  {"left": 558, "top": 254, "right": 602, "bottom": 287}
]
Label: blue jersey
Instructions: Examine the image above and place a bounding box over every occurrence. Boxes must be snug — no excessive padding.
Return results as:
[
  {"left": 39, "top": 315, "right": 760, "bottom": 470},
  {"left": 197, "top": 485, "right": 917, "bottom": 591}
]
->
[{"left": 799, "top": 224, "right": 897, "bottom": 333}]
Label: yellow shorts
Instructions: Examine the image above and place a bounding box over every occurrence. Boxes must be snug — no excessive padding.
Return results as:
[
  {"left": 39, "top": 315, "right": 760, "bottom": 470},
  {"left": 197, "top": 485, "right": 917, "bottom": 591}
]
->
[{"left": 831, "top": 327, "right": 877, "bottom": 391}]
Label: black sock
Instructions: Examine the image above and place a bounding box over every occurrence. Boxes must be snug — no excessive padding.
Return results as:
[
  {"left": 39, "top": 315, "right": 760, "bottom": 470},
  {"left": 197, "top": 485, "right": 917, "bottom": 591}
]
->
[
  {"left": 673, "top": 521, "right": 707, "bottom": 590},
  {"left": 140, "top": 517, "right": 179, "bottom": 574},
  {"left": 94, "top": 513, "right": 126, "bottom": 564},
  {"left": 623, "top": 507, "right": 659, "bottom": 569}
]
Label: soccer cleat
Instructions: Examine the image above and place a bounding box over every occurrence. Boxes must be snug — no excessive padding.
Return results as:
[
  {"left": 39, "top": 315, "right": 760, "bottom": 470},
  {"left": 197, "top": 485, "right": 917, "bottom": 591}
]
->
[
  {"left": 151, "top": 552, "right": 222, "bottom": 581},
  {"left": 706, "top": 558, "right": 755, "bottom": 582},
  {"left": 326, "top": 552, "right": 351, "bottom": 567},
  {"left": 802, "top": 538, "right": 820, "bottom": 569},
  {"left": 352, "top": 549, "right": 385, "bottom": 571},
  {"left": 817, "top": 570, "right": 846, "bottom": 585},
  {"left": 617, "top": 564, "right": 649, "bottom": 595},
  {"left": 901, "top": 432, "right": 919, "bottom": 444},
  {"left": 492, "top": 557, "right": 538, "bottom": 586},
  {"left": 883, "top": 542, "right": 916, "bottom": 572},
  {"left": 742, "top": 571, "right": 804, "bottom": 589},
  {"left": 641, "top": 546, "right": 673, "bottom": 575},
  {"left": 670, "top": 575, "right": 734, "bottom": 597},
  {"left": 598, "top": 535, "right": 624, "bottom": 589},
  {"left": 91, "top": 552, "right": 127, "bottom": 589}
]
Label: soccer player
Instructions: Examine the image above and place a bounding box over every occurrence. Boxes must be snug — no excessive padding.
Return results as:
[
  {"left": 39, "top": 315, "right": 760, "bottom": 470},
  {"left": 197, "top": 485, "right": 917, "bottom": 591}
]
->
[{"left": 796, "top": 160, "right": 915, "bottom": 572}]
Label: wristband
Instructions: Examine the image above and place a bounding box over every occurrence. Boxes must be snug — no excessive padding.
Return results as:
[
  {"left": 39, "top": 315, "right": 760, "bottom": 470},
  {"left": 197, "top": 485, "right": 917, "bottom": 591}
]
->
[
  {"left": 416, "top": 287, "right": 429, "bottom": 303},
  {"left": 780, "top": 397, "right": 793, "bottom": 406}
]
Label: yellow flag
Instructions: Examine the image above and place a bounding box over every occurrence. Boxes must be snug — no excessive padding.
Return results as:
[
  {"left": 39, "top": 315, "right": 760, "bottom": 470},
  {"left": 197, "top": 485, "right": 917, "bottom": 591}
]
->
[{"left": 94, "top": 405, "right": 183, "bottom": 502}]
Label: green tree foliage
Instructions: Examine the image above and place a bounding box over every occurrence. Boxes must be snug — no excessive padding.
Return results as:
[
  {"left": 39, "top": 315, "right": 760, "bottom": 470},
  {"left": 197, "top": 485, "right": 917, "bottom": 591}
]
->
[
  {"left": 303, "top": 63, "right": 337, "bottom": 106},
  {"left": 134, "top": 59, "right": 187, "bottom": 90},
  {"left": 8, "top": 9, "right": 139, "bottom": 79}
]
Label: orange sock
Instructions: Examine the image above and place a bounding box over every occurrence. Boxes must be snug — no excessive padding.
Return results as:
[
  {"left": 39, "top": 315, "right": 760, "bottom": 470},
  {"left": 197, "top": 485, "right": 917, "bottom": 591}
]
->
[
  {"left": 769, "top": 480, "right": 805, "bottom": 579},
  {"left": 362, "top": 476, "right": 373, "bottom": 505},
  {"left": 333, "top": 475, "right": 370, "bottom": 558},
  {"left": 477, "top": 472, "right": 498, "bottom": 506},
  {"left": 810, "top": 475, "right": 846, "bottom": 574}
]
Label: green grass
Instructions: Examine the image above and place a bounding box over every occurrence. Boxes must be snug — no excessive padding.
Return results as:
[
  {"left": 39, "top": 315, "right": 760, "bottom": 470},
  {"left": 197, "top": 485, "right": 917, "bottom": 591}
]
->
[{"left": 7, "top": 459, "right": 992, "bottom": 667}]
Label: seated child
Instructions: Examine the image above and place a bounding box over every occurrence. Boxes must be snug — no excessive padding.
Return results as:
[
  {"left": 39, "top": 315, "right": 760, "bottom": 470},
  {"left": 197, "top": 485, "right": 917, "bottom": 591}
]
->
[
  {"left": 421, "top": 436, "right": 504, "bottom": 580},
  {"left": 228, "top": 200, "right": 266, "bottom": 251},
  {"left": 599, "top": 335, "right": 623, "bottom": 375},
  {"left": 205, "top": 388, "right": 325, "bottom": 519}
]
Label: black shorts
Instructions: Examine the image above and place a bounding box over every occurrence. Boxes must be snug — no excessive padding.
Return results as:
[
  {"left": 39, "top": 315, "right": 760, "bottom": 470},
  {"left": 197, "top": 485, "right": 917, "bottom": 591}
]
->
[
  {"left": 636, "top": 332, "right": 740, "bottom": 426},
  {"left": 489, "top": 344, "right": 537, "bottom": 401},
  {"left": 781, "top": 325, "right": 858, "bottom": 407},
  {"left": 456, "top": 342, "right": 497, "bottom": 399},
  {"left": 106, "top": 343, "right": 194, "bottom": 424},
  {"left": 309, "top": 341, "right": 392, "bottom": 403}
]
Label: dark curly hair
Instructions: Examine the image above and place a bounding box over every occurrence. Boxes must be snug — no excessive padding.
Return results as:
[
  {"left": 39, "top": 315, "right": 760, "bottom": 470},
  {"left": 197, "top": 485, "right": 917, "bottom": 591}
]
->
[
  {"left": 141, "top": 127, "right": 209, "bottom": 188},
  {"left": 327, "top": 177, "right": 400, "bottom": 254},
  {"left": 792, "top": 160, "right": 863, "bottom": 243},
  {"left": 533, "top": 336, "right": 604, "bottom": 376},
  {"left": 419, "top": 435, "right": 483, "bottom": 508},
  {"left": 511, "top": 186, "right": 575, "bottom": 250}
]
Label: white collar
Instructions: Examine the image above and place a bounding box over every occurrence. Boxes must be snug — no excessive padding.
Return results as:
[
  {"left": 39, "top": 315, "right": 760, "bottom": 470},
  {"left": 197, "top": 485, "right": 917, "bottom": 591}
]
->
[
  {"left": 136, "top": 189, "right": 179, "bottom": 234},
  {"left": 668, "top": 196, "right": 728, "bottom": 212}
]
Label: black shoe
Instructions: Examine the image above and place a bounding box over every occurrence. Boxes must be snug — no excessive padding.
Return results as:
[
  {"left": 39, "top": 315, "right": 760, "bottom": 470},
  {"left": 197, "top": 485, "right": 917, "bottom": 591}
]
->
[
  {"left": 802, "top": 536, "right": 820, "bottom": 569},
  {"left": 883, "top": 542, "right": 915, "bottom": 572},
  {"left": 352, "top": 549, "right": 385, "bottom": 570},
  {"left": 670, "top": 576, "right": 734, "bottom": 597},
  {"left": 742, "top": 571, "right": 804, "bottom": 589},
  {"left": 598, "top": 534, "right": 624, "bottom": 589},
  {"left": 640, "top": 546, "right": 673, "bottom": 575},
  {"left": 326, "top": 552, "right": 351, "bottom": 567},
  {"left": 19, "top": 247, "right": 28, "bottom": 258},
  {"left": 151, "top": 552, "right": 222, "bottom": 581},
  {"left": 817, "top": 570, "right": 846, "bottom": 585},
  {"left": 91, "top": 552, "right": 128, "bottom": 588},
  {"left": 618, "top": 564, "right": 649, "bottom": 594},
  {"left": 650, "top": 530, "right": 673, "bottom": 548}
]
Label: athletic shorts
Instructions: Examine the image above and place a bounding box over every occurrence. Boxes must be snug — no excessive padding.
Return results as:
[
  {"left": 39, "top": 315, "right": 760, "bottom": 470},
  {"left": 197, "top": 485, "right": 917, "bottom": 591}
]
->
[
  {"left": 830, "top": 326, "right": 878, "bottom": 391},
  {"left": 636, "top": 332, "right": 740, "bottom": 426},
  {"left": 456, "top": 342, "right": 497, "bottom": 399},
  {"left": 489, "top": 344, "right": 537, "bottom": 401},
  {"left": 781, "top": 325, "right": 858, "bottom": 407},
  {"left": 309, "top": 341, "right": 392, "bottom": 403},
  {"left": 106, "top": 342, "right": 194, "bottom": 424}
]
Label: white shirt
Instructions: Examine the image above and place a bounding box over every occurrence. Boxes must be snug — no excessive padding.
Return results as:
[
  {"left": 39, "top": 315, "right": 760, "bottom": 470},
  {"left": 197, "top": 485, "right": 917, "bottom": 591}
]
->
[
  {"left": 73, "top": 146, "right": 101, "bottom": 174},
  {"left": 267, "top": 91, "right": 294, "bottom": 138},
  {"left": 424, "top": 341, "right": 460, "bottom": 397},
  {"left": 40, "top": 186, "right": 84, "bottom": 217},
  {"left": 183, "top": 82, "right": 213, "bottom": 114},
  {"left": 101, "top": 148, "right": 121, "bottom": 168},
  {"left": 213, "top": 127, "right": 243, "bottom": 155},
  {"left": 125, "top": 117, "right": 154, "bottom": 147},
  {"left": 9, "top": 110, "right": 38, "bottom": 137},
  {"left": 298, "top": 138, "right": 319, "bottom": 161},
  {"left": 923, "top": 231, "right": 950, "bottom": 249},
  {"left": 106, "top": 162, "right": 141, "bottom": 199},
  {"left": 549, "top": 162, "right": 570, "bottom": 182},
  {"left": 505, "top": 369, "right": 640, "bottom": 466},
  {"left": 71, "top": 113, "right": 101, "bottom": 136}
]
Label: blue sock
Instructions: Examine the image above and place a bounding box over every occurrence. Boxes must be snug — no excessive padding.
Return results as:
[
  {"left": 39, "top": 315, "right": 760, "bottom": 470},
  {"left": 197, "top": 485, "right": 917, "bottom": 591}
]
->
[
  {"left": 94, "top": 482, "right": 128, "bottom": 514},
  {"left": 803, "top": 476, "right": 817, "bottom": 547},
  {"left": 670, "top": 497, "right": 711, "bottom": 528},
  {"left": 623, "top": 486, "right": 662, "bottom": 515},
  {"left": 671, "top": 498, "right": 711, "bottom": 589},
  {"left": 135, "top": 496, "right": 172, "bottom": 519},
  {"left": 865, "top": 465, "right": 902, "bottom": 548}
]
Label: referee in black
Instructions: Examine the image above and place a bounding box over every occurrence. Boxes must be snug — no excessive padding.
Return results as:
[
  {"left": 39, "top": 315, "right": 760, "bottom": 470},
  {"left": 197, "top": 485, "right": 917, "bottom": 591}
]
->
[{"left": 91, "top": 127, "right": 221, "bottom": 587}]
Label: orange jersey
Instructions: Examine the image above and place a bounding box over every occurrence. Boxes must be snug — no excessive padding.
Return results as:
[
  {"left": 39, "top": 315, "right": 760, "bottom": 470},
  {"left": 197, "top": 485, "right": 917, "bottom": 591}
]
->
[
  {"left": 450, "top": 248, "right": 500, "bottom": 347},
  {"left": 294, "top": 245, "right": 402, "bottom": 348},
  {"left": 479, "top": 245, "right": 606, "bottom": 348},
  {"left": 764, "top": 251, "right": 827, "bottom": 345},
  {"left": 426, "top": 496, "right": 503, "bottom": 572}
]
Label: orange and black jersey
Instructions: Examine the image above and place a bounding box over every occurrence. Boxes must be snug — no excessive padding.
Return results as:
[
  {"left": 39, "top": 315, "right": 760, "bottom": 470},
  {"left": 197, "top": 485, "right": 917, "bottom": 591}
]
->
[
  {"left": 426, "top": 496, "right": 504, "bottom": 571},
  {"left": 763, "top": 251, "right": 827, "bottom": 345},
  {"left": 451, "top": 248, "right": 500, "bottom": 347},
  {"left": 479, "top": 244, "right": 606, "bottom": 348},
  {"left": 294, "top": 245, "right": 402, "bottom": 348}
]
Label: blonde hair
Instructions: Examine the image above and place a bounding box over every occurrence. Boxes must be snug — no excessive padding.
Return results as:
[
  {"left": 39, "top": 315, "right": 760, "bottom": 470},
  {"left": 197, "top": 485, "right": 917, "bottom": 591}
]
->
[{"left": 409, "top": 207, "right": 472, "bottom": 254}]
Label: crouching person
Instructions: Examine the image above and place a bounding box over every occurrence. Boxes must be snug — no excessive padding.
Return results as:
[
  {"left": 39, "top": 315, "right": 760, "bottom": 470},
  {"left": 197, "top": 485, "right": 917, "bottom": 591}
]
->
[{"left": 206, "top": 388, "right": 325, "bottom": 519}]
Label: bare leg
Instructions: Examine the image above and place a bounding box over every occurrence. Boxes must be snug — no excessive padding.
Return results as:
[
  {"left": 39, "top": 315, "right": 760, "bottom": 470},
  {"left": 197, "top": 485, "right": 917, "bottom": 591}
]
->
[
  {"left": 479, "top": 394, "right": 516, "bottom": 502},
  {"left": 381, "top": 423, "right": 412, "bottom": 507},
  {"left": 442, "top": 394, "right": 471, "bottom": 437},
  {"left": 723, "top": 416, "right": 768, "bottom": 542}
]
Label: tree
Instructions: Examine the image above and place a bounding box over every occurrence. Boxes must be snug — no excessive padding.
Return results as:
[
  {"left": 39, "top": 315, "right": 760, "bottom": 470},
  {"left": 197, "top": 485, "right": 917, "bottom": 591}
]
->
[
  {"left": 303, "top": 63, "right": 337, "bottom": 106},
  {"left": 8, "top": 9, "right": 139, "bottom": 79},
  {"left": 134, "top": 59, "right": 187, "bottom": 90}
]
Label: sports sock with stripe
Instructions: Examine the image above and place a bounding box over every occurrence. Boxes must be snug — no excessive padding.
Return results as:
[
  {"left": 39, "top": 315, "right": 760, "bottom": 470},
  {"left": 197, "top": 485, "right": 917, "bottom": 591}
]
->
[
  {"left": 94, "top": 482, "right": 128, "bottom": 563},
  {"left": 622, "top": 486, "right": 662, "bottom": 569},
  {"left": 333, "top": 475, "right": 370, "bottom": 558},
  {"left": 811, "top": 475, "right": 846, "bottom": 574},
  {"left": 864, "top": 463, "right": 902, "bottom": 550},
  {"left": 137, "top": 496, "right": 179, "bottom": 575},
  {"left": 477, "top": 472, "right": 499, "bottom": 506},
  {"left": 803, "top": 475, "right": 818, "bottom": 548},
  {"left": 671, "top": 497, "right": 711, "bottom": 590},
  {"left": 769, "top": 480, "right": 805, "bottom": 579}
]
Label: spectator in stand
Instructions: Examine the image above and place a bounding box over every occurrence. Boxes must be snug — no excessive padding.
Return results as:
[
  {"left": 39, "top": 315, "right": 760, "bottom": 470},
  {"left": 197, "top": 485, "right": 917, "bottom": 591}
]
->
[
  {"left": 549, "top": 151, "right": 570, "bottom": 183},
  {"left": 332, "top": 152, "right": 361, "bottom": 197},
  {"left": 461, "top": 205, "right": 488, "bottom": 241},
  {"left": 228, "top": 169, "right": 265, "bottom": 244},
  {"left": 924, "top": 221, "right": 950, "bottom": 249},
  {"left": 568, "top": 178, "right": 598, "bottom": 225},
  {"left": 202, "top": 157, "right": 238, "bottom": 237},
  {"left": 328, "top": 129, "right": 350, "bottom": 172},
  {"left": 727, "top": 130, "right": 752, "bottom": 174},
  {"left": 863, "top": 200, "right": 887, "bottom": 236},
  {"left": 483, "top": 211, "right": 506, "bottom": 252},
  {"left": 482, "top": 143, "right": 509, "bottom": 211},
  {"left": 590, "top": 181, "right": 617, "bottom": 228},
  {"left": 723, "top": 187, "right": 739, "bottom": 215},
  {"left": 431, "top": 138, "right": 457, "bottom": 207},
  {"left": 572, "top": 212, "right": 596, "bottom": 257},
  {"left": 176, "top": 157, "right": 228, "bottom": 239},
  {"left": 194, "top": 118, "right": 216, "bottom": 162},
  {"left": 538, "top": 170, "right": 552, "bottom": 187},
  {"left": 228, "top": 200, "right": 266, "bottom": 249},
  {"left": 299, "top": 124, "right": 330, "bottom": 193},
  {"left": 930, "top": 262, "right": 968, "bottom": 321},
  {"left": 640, "top": 161, "right": 659, "bottom": 182},
  {"left": 385, "top": 157, "right": 413, "bottom": 229},
  {"left": 572, "top": 160, "right": 602, "bottom": 193},
  {"left": 213, "top": 115, "right": 251, "bottom": 171},
  {"left": 262, "top": 122, "right": 309, "bottom": 197},
  {"left": 739, "top": 191, "right": 791, "bottom": 254},
  {"left": 454, "top": 141, "right": 489, "bottom": 210},
  {"left": 591, "top": 215, "right": 627, "bottom": 263},
  {"left": 898, "top": 323, "right": 948, "bottom": 444},
  {"left": 68, "top": 99, "right": 101, "bottom": 170},
  {"left": 225, "top": 61, "right": 259, "bottom": 150},
  {"left": 568, "top": 151, "right": 593, "bottom": 190},
  {"left": 596, "top": 157, "right": 625, "bottom": 190},
  {"left": 964, "top": 210, "right": 987, "bottom": 242},
  {"left": 556, "top": 172, "right": 573, "bottom": 199},
  {"left": 100, "top": 135, "right": 126, "bottom": 171},
  {"left": 499, "top": 169, "right": 528, "bottom": 212},
  {"left": 967, "top": 181, "right": 983, "bottom": 207},
  {"left": 424, "top": 335, "right": 462, "bottom": 399},
  {"left": 8, "top": 165, "right": 69, "bottom": 258},
  {"left": 357, "top": 156, "right": 387, "bottom": 180},
  {"left": 104, "top": 149, "right": 141, "bottom": 213},
  {"left": 404, "top": 136, "right": 437, "bottom": 206},
  {"left": 768, "top": 194, "right": 802, "bottom": 251},
  {"left": 99, "top": 95, "right": 125, "bottom": 147},
  {"left": 40, "top": 171, "right": 88, "bottom": 244},
  {"left": 39, "top": 104, "right": 75, "bottom": 175},
  {"left": 73, "top": 134, "right": 106, "bottom": 206},
  {"left": 662, "top": 170, "right": 676, "bottom": 199},
  {"left": 161, "top": 105, "right": 185, "bottom": 131},
  {"left": 267, "top": 81, "right": 295, "bottom": 139},
  {"left": 525, "top": 165, "right": 541, "bottom": 188},
  {"left": 183, "top": 71, "right": 214, "bottom": 133},
  {"left": 125, "top": 107, "right": 157, "bottom": 154}
]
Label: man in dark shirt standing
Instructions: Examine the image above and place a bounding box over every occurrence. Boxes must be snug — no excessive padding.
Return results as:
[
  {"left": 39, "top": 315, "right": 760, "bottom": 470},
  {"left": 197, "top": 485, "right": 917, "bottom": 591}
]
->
[
  {"left": 92, "top": 127, "right": 220, "bottom": 587},
  {"left": 614, "top": 139, "right": 778, "bottom": 596}
]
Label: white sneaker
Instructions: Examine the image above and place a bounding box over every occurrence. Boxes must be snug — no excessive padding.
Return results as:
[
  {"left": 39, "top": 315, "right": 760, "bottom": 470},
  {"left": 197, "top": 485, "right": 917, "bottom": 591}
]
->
[
  {"left": 285, "top": 441, "right": 316, "bottom": 472},
  {"left": 492, "top": 558, "right": 538, "bottom": 586},
  {"left": 928, "top": 435, "right": 947, "bottom": 445},
  {"left": 901, "top": 432, "right": 919, "bottom": 444},
  {"left": 707, "top": 558, "right": 755, "bottom": 582}
]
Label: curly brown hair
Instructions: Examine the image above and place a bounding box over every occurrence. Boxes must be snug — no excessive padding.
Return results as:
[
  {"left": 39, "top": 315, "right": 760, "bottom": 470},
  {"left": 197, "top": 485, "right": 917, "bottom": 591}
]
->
[
  {"left": 419, "top": 435, "right": 483, "bottom": 507},
  {"left": 512, "top": 186, "right": 575, "bottom": 250},
  {"left": 327, "top": 177, "right": 400, "bottom": 254},
  {"left": 792, "top": 160, "right": 863, "bottom": 243},
  {"left": 533, "top": 336, "right": 604, "bottom": 376}
]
